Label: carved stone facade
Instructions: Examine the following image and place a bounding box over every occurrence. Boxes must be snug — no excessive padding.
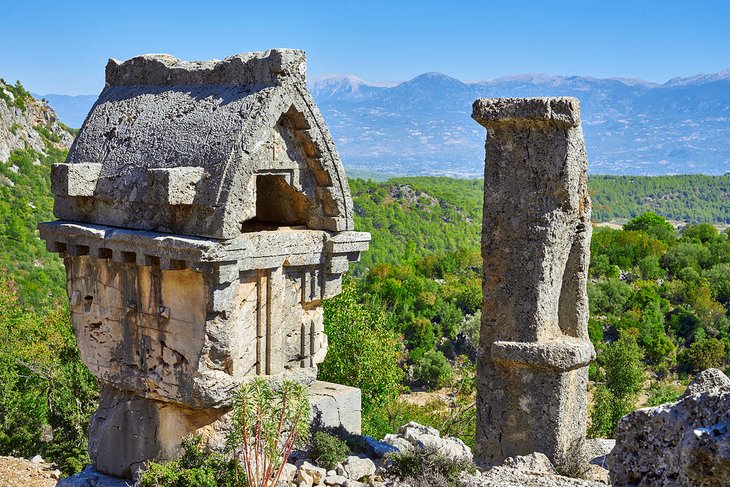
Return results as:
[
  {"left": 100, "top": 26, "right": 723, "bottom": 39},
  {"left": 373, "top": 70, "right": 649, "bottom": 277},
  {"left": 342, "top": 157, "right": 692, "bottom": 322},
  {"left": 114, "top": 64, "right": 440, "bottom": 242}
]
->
[
  {"left": 471, "top": 97, "right": 595, "bottom": 467},
  {"left": 40, "top": 50, "right": 368, "bottom": 478}
]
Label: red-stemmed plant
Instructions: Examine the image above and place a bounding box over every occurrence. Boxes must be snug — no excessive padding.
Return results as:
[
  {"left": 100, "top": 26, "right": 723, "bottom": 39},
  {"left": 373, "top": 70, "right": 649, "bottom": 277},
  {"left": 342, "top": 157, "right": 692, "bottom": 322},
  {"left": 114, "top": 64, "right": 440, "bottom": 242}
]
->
[{"left": 227, "top": 378, "right": 310, "bottom": 487}]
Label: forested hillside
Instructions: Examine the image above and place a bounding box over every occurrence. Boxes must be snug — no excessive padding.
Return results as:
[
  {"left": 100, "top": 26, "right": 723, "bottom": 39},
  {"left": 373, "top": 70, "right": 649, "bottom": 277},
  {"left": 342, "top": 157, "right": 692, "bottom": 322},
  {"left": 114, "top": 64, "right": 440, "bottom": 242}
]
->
[
  {"left": 350, "top": 174, "right": 730, "bottom": 273},
  {"left": 591, "top": 174, "right": 730, "bottom": 223},
  {"left": 0, "top": 86, "right": 95, "bottom": 476}
]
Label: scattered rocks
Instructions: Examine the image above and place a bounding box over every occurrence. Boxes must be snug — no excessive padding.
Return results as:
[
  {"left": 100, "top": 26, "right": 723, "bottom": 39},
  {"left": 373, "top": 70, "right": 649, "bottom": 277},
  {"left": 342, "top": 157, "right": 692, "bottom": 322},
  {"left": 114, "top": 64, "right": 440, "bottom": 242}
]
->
[
  {"left": 297, "top": 461, "right": 327, "bottom": 485},
  {"left": 383, "top": 421, "right": 472, "bottom": 462},
  {"left": 342, "top": 456, "right": 376, "bottom": 481},
  {"left": 609, "top": 368, "right": 730, "bottom": 486},
  {"left": 458, "top": 452, "right": 606, "bottom": 486}
]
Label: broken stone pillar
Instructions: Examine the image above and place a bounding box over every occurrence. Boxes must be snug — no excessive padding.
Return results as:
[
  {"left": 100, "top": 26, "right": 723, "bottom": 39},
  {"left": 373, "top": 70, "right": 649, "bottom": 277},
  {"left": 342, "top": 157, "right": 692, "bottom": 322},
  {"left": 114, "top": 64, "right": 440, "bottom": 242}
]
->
[
  {"left": 39, "top": 50, "right": 369, "bottom": 478},
  {"left": 471, "top": 98, "right": 595, "bottom": 467}
]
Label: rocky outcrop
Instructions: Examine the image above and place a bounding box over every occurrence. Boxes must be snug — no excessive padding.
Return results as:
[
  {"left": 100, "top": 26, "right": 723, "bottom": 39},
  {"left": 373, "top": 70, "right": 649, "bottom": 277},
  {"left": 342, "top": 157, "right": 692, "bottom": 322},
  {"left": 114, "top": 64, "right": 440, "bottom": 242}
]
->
[
  {"left": 609, "top": 368, "right": 730, "bottom": 486},
  {"left": 457, "top": 452, "right": 606, "bottom": 487},
  {"left": 0, "top": 80, "right": 73, "bottom": 162},
  {"left": 382, "top": 421, "right": 472, "bottom": 462}
]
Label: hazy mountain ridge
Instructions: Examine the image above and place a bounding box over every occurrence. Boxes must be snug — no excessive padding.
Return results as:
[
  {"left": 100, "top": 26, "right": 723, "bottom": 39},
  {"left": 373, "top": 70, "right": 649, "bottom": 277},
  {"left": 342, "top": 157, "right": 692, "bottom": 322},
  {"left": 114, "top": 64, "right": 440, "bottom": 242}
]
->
[{"left": 39, "top": 69, "right": 730, "bottom": 176}]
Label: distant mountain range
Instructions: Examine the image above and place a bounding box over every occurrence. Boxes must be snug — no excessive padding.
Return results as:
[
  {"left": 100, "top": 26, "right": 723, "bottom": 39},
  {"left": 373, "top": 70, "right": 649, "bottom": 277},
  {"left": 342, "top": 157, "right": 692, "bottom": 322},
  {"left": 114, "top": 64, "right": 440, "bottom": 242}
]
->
[{"left": 37, "top": 69, "right": 730, "bottom": 177}]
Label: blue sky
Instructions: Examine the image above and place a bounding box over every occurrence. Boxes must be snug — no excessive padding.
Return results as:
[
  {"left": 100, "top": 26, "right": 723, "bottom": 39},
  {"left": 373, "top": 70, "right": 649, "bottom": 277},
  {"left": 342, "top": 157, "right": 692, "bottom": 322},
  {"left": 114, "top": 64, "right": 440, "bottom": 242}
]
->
[{"left": 2, "top": 0, "right": 729, "bottom": 95}]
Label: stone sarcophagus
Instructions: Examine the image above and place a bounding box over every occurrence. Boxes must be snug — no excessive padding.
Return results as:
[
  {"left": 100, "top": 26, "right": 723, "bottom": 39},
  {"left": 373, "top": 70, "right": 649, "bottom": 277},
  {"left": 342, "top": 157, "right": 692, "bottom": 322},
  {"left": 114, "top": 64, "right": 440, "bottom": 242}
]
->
[
  {"left": 39, "top": 50, "right": 368, "bottom": 477},
  {"left": 471, "top": 98, "right": 595, "bottom": 467}
]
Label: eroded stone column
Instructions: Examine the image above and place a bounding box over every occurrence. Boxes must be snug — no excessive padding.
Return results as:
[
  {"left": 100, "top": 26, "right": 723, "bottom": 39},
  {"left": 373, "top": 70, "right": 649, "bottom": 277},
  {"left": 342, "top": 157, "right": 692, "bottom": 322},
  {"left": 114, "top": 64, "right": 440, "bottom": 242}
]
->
[{"left": 471, "top": 97, "right": 595, "bottom": 467}]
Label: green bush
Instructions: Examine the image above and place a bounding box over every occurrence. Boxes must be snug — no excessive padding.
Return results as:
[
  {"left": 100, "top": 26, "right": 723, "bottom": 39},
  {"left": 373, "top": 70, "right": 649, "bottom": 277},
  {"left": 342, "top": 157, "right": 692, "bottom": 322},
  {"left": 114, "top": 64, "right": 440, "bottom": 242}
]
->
[
  {"left": 138, "top": 436, "right": 236, "bottom": 487},
  {"left": 589, "top": 331, "right": 646, "bottom": 438},
  {"left": 388, "top": 446, "right": 475, "bottom": 486},
  {"left": 319, "top": 284, "right": 404, "bottom": 416},
  {"left": 411, "top": 350, "right": 453, "bottom": 391},
  {"left": 311, "top": 432, "right": 349, "bottom": 470},
  {"left": 646, "top": 382, "right": 683, "bottom": 407},
  {"left": 0, "top": 278, "right": 98, "bottom": 476},
  {"left": 680, "top": 337, "right": 726, "bottom": 373}
]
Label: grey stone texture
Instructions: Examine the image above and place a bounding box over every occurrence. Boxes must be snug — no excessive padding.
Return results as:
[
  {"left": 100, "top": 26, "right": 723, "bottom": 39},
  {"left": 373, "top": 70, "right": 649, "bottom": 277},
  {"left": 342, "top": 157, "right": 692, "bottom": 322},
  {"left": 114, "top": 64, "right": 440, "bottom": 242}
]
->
[
  {"left": 52, "top": 50, "right": 353, "bottom": 240},
  {"left": 471, "top": 97, "right": 595, "bottom": 467},
  {"left": 55, "top": 465, "right": 131, "bottom": 487},
  {"left": 40, "top": 50, "right": 368, "bottom": 478},
  {"left": 382, "top": 421, "right": 472, "bottom": 462},
  {"left": 310, "top": 381, "right": 362, "bottom": 435},
  {"left": 609, "top": 369, "right": 730, "bottom": 486}
]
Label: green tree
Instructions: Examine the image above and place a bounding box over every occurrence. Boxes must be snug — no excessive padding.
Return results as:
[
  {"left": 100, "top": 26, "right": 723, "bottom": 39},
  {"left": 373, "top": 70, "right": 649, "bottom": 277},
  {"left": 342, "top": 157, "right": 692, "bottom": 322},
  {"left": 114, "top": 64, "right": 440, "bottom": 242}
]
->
[
  {"left": 663, "top": 242, "right": 712, "bottom": 275},
  {"left": 0, "top": 278, "right": 98, "bottom": 475},
  {"left": 681, "top": 337, "right": 726, "bottom": 373},
  {"left": 589, "top": 331, "right": 645, "bottom": 437},
  {"left": 682, "top": 223, "right": 720, "bottom": 244},
  {"left": 318, "top": 284, "right": 404, "bottom": 415},
  {"left": 623, "top": 212, "right": 676, "bottom": 243}
]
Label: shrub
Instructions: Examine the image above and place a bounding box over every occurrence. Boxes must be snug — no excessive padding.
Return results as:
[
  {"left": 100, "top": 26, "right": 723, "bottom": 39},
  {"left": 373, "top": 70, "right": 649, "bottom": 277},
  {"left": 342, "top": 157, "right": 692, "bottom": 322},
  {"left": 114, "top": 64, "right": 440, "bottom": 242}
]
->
[
  {"left": 589, "top": 331, "right": 646, "bottom": 438},
  {"left": 680, "top": 337, "right": 726, "bottom": 373},
  {"left": 311, "top": 432, "right": 349, "bottom": 470},
  {"left": 588, "top": 384, "right": 634, "bottom": 438},
  {"left": 602, "top": 332, "right": 645, "bottom": 399},
  {"left": 0, "top": 278, "right": 98, "bottom": 476},
  {"left": 646, "top": 382, "right": 682, "bottom": 407},
  {"left": 411, "top": 350, "right": 453, "bottom": 391},
  {"left": 138, "top": 436, "right": 235, "bottom": 487},
  {"left": 319, "top": 284, "right": 404, "bottom": 414},
  {"left": 388, "top": 446, "right": 475, "bottom": 485}
]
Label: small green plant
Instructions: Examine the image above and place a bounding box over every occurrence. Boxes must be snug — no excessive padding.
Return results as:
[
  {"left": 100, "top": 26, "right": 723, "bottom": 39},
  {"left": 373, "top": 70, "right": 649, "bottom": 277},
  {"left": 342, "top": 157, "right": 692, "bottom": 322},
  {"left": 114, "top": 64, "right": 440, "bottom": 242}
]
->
[
  {"left": 311, "top": 431, "right": 349, "bottom": 470},
  {"left": 227, "top": 378, "right": 310, "bottom": 487},
  {"left": 34, "top": 125, "right": 60, "bottom": 143},
  {"left": 646, "top": 382, "right": 683, "bottom": 407},
  {"left": 387, "top": 446, "right": 475, "bottom": 486},
  {"left": 138, "top": 436, "right": 236, "bottom": 487}
]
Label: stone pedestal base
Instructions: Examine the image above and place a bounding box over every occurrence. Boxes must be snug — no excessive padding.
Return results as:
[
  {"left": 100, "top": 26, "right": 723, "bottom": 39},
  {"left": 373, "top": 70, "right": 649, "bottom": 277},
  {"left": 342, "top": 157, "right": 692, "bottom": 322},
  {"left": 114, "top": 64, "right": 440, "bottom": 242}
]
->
[
  {"left": 475, "top": 340, "right": 594, "bottom": 467},
  {"left": 309, "top": 380, "right": 362, "bottom": 435},
  {"left": 88, "top": 380, "right": 362, "bottom": 478}
]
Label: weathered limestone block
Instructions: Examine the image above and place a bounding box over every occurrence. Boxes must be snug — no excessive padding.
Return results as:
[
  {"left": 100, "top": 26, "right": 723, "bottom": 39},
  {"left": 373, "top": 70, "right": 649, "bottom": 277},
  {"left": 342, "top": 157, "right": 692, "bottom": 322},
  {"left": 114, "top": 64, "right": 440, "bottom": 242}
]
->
[
  {"left": 471, "top": 97, "right": 595, "bottom": 467},
  {"left": 309, "top": 381, "right": 362, "bottom": 435},
  {"left": 51, "top": 162, "right": 102, "bottom": 197},
  {"left": 609, "top": 369, "right": 730, "bottom": 486},
  {"left": 40, "top": 50, "right": 369, "bottom": 479}
]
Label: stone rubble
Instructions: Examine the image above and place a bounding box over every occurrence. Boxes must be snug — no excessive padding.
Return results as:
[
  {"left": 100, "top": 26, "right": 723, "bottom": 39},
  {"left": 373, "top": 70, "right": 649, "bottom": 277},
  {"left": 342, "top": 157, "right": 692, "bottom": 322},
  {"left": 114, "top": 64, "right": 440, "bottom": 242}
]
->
[
  {"left": 609, "top": 368, "right": 730, "bottom": 486},
  {"left": 382, "top": 421, "right": 472, "bottom": 462}
]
